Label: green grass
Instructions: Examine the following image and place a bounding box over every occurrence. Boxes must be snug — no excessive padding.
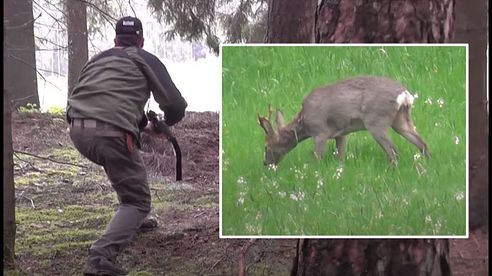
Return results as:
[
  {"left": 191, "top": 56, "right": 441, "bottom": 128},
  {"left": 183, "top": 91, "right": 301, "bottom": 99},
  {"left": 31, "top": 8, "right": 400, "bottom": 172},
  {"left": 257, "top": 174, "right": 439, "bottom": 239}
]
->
[{"left": 221, "top": 45, "right": 467, "bottom": 236}]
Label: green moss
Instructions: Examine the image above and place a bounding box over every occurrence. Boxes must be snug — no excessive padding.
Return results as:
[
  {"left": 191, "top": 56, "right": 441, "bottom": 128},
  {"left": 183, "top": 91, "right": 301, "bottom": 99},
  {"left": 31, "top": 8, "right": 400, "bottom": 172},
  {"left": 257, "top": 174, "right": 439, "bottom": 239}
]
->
[
  {"left": 130, "top": 272, "right": 155, "bottom": 276},
  {"left": 3, "top": 270, "right": 29, "bottom": 276},
  {"left": 48, "top": 148, "right": 83, "bottom": 163},
  {"left": 14, "top": 171, "right": 42, "bottom": 186},
  {"left": 193, "top": 195, "right": 218, "bottom": 208},
  {"left": 15, "top": 205, "right": 112, "bottom": 256}
]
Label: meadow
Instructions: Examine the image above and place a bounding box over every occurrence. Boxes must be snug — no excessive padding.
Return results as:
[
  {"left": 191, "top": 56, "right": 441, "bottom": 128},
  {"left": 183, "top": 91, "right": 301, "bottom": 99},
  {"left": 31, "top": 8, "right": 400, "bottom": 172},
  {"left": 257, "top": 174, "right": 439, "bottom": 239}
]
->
[{"left": 221, "top": 45, "right": 467, "bottom": 236}]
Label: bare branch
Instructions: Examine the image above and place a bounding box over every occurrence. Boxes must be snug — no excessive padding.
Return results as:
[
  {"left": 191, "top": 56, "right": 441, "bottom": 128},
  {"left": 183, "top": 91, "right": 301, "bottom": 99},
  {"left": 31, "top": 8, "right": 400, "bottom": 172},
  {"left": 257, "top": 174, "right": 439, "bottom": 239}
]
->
[
  {"left": 34, "top": 35, "right": 67, "bottom": 49},
  {"left": 13, "top": 152, "right": 44, "bottom": 172},
  {"left": 5, "top": 13, "right": 42, "bottom": 30},
  {"left": 239, "top": 239, "right": 257, "bottom": 276},
  {"left": 7, "top": 54, "right": 63, "bottom": 91},
  {"left": 14, "top": 150, "right": 88, "bottom": 169},
  {"left": 11, "top": 94, "right": 38, "bottom": 105},
  {"left": 33, "top": 0, "right": 66, "bottom": 29},
  {"left": 79, "top": 0, "right": 118, "bottom": 22},
  {"left": 128, "top": 0, "right": 137, "bottom": 17},
  {"left": 19, "top": 193, "right": 36, "bottom": 209}
]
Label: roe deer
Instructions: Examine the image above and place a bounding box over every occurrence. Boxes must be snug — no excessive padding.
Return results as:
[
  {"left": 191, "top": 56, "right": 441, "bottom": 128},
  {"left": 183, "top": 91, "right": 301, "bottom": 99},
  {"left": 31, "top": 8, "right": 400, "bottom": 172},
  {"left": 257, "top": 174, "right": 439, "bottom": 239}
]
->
[{"left": 257, "top": 76, "right": 430, "bottom": 166}]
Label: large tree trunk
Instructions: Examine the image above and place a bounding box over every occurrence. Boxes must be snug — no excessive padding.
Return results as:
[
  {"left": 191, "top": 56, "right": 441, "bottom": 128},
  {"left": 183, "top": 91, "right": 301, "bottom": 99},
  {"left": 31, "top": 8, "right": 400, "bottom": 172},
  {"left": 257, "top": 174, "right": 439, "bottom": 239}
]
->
[
  {"left": 291, "top": 239, "right": 450, "bottom": 276},
  {"left": 265, "top": 1, "right": 458, "bottom": 275},
  {"left": 4, "top": 0, "right": 40, "bottom": 109},
  {"left": 453, "top": 0, "right": 489, "bottom": 230},
  {"left": 266, "top": 0, "right": 454, "bottom": 43},
  {"left": 66, "top": 0, "right": 88, "bottom": 94},
  {"left": 266, "top": 0, "right": 317, "bottom": 43},
  {"left": 3, "top": 25, "right": 16, "bottom": 267}
]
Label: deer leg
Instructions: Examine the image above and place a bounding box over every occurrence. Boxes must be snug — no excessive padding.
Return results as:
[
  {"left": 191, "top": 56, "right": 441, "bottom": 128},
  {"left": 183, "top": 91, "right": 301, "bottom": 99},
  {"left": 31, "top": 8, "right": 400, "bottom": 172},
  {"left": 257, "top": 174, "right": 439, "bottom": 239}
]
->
[
  {"left": 392, "top": 110, "right": 430, "bottom": 158},
  {"left": 368, "top": 129, "right": 399, "bottom": 165},
  {"left": 335, "top": 136, "right": 346, "bottom": 160},
  {"left": 313, "top": 135, "right": 329, "bottom": 160}
]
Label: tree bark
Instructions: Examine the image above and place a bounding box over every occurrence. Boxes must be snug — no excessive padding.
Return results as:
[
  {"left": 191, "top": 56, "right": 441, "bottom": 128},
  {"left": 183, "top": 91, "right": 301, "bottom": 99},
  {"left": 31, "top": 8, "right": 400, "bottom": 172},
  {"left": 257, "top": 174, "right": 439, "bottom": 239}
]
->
[
  {"left": 266, "top": 0, "right": 317, "bottom": 43},
  {"left": 4, "top": 0, "right": 40, "bottom": 109},
  {"left": 265, "top": 1, "right": 459, "bottom": 275},
  {"left": 66, "top": 0, "right": 88, "bottom": 94},
  {"left": 291, "top": 239, "right": 450, "bottom": 276},
  {"left": 315, "top": 0, "right": 454, "bottom": 43},
  {"left": 3, "top": 25, "right": 16, "bottom": 266},
  {"left": 453, "top": 0, "right": 489, "bottom": 231}
]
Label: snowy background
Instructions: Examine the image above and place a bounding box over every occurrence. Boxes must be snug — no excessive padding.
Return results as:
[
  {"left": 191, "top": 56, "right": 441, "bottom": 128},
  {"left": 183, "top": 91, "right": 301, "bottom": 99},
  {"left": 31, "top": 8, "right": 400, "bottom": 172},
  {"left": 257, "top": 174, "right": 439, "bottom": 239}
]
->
[{"left": 34, "top": 1, "right": 221, "bottom": 113}]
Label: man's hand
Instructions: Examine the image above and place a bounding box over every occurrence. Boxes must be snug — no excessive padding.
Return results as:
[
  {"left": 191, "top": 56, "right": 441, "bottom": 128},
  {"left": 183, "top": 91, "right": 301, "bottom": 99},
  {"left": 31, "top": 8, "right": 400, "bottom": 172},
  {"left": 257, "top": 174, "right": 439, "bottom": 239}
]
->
[
  {"left": 142, "top": 122, "right": 168, "bottom": 138},
  {"left": 163, "top": 102, "right": 186, "bottom": 126}
]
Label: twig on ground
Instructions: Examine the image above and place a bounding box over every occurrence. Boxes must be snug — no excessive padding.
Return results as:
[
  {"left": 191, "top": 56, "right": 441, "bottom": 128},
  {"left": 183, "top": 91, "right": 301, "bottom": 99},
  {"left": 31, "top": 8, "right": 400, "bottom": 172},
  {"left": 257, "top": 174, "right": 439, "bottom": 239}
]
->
[
  {"left": 13, "top": 152, "right": 44, "bottom": 172},
  {"left": 210, "top": 242, "right": 234, "bottom": 271},
  {"left": 14, "top": 150, "right": 88, "bottom": 169},
  {"left": 239, "top": 239, "right": 257, "bottom": 276},
  {"left": 150, "top": 187, "right": 163, "bottom": 201},
  {"left": 17, "top": 191, "right": 36, "bottom": 209}
]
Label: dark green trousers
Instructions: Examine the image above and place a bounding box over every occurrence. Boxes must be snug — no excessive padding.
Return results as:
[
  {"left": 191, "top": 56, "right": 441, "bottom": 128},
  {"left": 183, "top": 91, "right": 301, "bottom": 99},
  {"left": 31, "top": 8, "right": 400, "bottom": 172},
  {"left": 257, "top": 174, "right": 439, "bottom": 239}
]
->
[{"left": 69, "top": 124, "right": 151, "bottom": 262}]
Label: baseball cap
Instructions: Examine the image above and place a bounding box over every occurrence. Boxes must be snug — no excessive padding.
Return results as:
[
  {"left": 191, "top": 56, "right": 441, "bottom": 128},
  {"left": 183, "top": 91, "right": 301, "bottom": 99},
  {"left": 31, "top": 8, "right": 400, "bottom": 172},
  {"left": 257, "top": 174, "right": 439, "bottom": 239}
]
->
[{"left": 115, "top": 16, "right": 143, "bottom": 36}]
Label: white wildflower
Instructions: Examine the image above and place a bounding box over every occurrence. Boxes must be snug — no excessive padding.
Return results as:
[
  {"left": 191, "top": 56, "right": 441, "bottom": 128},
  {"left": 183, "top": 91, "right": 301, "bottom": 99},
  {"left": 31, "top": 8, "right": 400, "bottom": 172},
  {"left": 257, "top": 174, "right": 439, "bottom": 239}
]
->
[
  {"left": 454, "top": 191, "right": 464, "bottom": 201},
  {"left": 424, "top": 97, "right": 433, "bottom": 105},
  {"left": 267, "top": 164, "right": 278, "bottom": 171},
  {"left": 437, "top": 98, "right": 445, "bottom": 108},
  {"left": 278, "top": 191, "right": 286, "bottom": 198},
  {"left": 237, "top": 192, "right": 246, "bottom": 205},
  {"left": 332, "top": 166, "right": 344, "bottom": 180},
  {"left": 413, "top": 93, "right": 419, "bottom": 99},
  {"left": 237, "top": 176, "right": 247, "bottom": 185},
  {"left": 413, "top": 153, "right": 421, "bottom": 161},
  {"left": 290, "top": 193, "right": 298, "bottom": 201},
  {"left": 454, "top": 136, "right": 460, "bottom": 145},
  {"left": 376, "top": 211, "right": 384, "bottom": 219},
  {"left": 290, "top": 191, "right": 306, "bottom": 201},
  {"left": 425, "top": 215, "right": 432, "bottom": 223}
]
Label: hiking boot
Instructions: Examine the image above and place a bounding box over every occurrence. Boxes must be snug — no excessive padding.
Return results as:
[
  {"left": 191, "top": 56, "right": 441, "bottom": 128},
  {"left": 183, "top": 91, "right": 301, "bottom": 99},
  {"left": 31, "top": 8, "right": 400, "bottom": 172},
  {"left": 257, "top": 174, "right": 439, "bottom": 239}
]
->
[
  {"left": 83, "top": 256, "right": 128, "bottom": 276},
  {"left": 139, "top": 217, "right": 158, "bottom": 232}
]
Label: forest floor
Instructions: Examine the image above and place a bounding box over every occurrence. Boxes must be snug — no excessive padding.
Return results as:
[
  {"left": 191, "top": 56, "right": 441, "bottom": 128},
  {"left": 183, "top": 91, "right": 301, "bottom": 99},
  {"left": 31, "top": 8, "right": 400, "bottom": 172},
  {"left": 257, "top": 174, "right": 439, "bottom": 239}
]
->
[{"left": 4, "top": 111, "right": 488, "bottom": 275}]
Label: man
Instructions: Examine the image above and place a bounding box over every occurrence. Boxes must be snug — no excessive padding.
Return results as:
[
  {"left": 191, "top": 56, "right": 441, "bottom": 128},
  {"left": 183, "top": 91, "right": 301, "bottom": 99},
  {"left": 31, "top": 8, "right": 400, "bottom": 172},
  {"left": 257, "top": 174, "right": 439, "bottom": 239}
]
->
[{"left": 67, "top": 16, "right": 187, "bottom": 275}]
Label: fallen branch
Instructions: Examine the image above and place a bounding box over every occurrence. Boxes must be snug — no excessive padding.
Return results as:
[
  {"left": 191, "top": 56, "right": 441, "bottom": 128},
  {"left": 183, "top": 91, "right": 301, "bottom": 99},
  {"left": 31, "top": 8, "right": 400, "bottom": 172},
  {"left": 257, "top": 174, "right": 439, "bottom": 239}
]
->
[
  {"left": 239, "top": 239, "right": 257, "bottom": 276},
  {"left": 210, "top": 242, "right": 234, "bottom": 271},
  {"left": 14, "top": 150, "right": 88, "bottom": 169},
  {"left": 16, "top": 191, "right": 36, "bottom": 209},
  {"left": 13, "top": 152, "right": 44, "bottom": 172}
]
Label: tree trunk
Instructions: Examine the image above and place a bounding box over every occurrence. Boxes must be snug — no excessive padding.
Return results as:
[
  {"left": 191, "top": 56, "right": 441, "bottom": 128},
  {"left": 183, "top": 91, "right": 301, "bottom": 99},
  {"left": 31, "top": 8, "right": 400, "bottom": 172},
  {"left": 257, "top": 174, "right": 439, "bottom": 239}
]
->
[
  {"left": 453, "top": 0, "right": 489, "bottom": 231},
  {"left": 266, "top": 0, "right": 317, "bottom": 43},
  {"left": 66, "top": 0, "right": 88, "bottom": 94},
  {"left": 3, "top": 25, "right": 16, "bottom": 266},
  {"left": 291, "top": 239, "right": 450, "bottom": 276},
  {"left": 4, "top": 0, "right": 40, "bottom": 109},
  {"left": 265, "top": 1, "right": 458, "bottom": 275},
  {"left": 266, "top": 0, "right": 454, "bottom": 43}
]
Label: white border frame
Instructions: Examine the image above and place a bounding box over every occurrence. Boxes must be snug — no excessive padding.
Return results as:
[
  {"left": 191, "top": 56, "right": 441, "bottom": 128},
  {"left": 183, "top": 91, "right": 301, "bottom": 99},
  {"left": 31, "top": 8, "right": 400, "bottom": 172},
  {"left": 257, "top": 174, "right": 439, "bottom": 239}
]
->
[{"left": 219, "top": 43, "right": 469, "bottom": 239}]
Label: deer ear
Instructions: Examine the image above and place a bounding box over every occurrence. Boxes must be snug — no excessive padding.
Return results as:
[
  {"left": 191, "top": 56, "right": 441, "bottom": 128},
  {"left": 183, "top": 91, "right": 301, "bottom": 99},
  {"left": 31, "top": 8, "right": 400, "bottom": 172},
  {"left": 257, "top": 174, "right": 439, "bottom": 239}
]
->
[
  {"left": 276, "top": 110, "right": 285, "bottom": 129},
  {"left": 258, "top": 116, "right": 275, "bottom": 136}
]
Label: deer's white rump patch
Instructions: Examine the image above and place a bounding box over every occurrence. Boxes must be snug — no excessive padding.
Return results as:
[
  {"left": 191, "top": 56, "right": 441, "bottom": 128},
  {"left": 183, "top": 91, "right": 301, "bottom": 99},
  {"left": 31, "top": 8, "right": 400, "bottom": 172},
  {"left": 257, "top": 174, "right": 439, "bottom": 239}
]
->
[{"left": 396, "top": 90, "right": 415, "bottom": 109}]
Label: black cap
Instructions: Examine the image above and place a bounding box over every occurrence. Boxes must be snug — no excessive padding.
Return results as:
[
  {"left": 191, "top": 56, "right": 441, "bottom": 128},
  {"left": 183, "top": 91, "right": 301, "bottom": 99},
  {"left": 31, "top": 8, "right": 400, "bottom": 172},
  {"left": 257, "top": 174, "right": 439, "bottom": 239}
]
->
[{"left": 115, "top": 16, "right": 143, "bottom": 36}]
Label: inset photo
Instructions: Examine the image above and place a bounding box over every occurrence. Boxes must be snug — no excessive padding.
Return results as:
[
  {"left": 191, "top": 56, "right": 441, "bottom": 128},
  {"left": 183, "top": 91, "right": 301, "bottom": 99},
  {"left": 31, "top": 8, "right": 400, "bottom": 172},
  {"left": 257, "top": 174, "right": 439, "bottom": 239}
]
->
[{"left": 220, "top": 44, "right": 467, "bottom": 237}]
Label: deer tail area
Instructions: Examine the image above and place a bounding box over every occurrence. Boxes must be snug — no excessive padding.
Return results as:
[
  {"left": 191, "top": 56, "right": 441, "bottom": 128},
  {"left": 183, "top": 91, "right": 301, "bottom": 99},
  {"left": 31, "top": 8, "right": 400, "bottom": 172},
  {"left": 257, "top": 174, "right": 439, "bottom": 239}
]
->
[{"left": 396, "top": 90, "right": 415, "bottom": 110}]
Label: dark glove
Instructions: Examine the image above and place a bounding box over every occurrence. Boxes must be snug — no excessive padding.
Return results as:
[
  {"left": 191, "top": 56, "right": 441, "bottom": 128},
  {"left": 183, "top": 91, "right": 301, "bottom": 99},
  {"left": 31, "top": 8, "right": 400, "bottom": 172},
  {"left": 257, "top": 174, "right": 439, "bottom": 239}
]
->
[
  {"left": 138, "top": 113, "right": 148, "bottom": 131},
  {"left": 163, "top": 101, "right": 187, "bottom": 126}
]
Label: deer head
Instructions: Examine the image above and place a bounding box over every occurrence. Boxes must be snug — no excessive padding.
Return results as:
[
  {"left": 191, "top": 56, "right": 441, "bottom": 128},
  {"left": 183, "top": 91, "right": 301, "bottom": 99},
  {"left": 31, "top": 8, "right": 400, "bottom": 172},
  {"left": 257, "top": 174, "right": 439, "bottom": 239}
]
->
[{"left": 258, "top": 105, "right": 293, "bottom": 166}]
